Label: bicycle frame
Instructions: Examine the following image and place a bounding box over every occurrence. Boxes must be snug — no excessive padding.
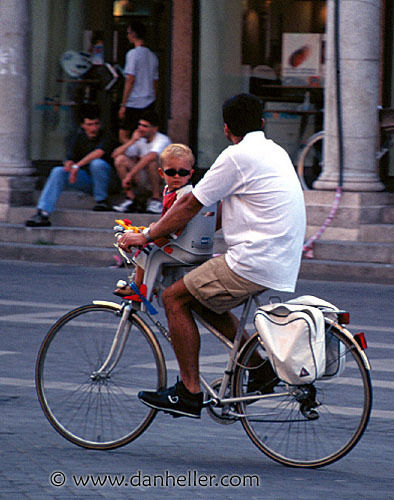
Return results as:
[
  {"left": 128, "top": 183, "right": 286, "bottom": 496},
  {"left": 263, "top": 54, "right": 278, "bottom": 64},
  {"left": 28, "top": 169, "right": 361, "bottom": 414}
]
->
[{"left": 92, "top": 291, "right": 279, "bottom": 412}]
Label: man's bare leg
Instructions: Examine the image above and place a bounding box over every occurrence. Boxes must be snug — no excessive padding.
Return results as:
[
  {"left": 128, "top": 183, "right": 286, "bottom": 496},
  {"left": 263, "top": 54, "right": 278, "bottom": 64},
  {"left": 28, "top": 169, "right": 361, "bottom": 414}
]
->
[
  {"left": 162, "top": 278, "right": 242, "bottom": 394},
  {"left": 163, "top": 278, "right": 267, "bottom": 395},
  {"left": 147, "top": 159, "right": 162, "bottom": 200},
  {"left": 113, "top": 155, "right": 137, "bottom": 200},
  {"left": 162, "top": 279, "right": 201, "bottom": 393}
]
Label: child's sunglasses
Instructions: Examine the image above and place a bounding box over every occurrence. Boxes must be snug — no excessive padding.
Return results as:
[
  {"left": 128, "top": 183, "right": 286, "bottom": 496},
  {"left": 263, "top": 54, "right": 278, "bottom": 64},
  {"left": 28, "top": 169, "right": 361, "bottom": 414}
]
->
[{"left": 163, "top": 168, "right": 191, "bottom": 177}]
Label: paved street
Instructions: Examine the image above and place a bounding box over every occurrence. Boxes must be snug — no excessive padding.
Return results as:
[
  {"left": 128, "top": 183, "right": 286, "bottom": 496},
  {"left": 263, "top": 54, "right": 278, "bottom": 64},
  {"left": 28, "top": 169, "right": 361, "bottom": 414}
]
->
[{"left": 0, "top": 260, "right": 393, "bottom": 500}]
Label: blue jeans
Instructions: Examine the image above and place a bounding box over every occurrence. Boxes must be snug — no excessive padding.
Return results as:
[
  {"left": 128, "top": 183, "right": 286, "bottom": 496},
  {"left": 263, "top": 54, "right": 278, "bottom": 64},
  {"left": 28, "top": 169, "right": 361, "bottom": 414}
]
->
[{"left": 37, "top": 159, "right": 111, "bottom": 214}]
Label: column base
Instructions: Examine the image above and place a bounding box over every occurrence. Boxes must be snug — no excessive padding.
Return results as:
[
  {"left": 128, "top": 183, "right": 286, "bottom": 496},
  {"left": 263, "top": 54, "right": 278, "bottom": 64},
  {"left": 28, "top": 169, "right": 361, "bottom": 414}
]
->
[
  {"left": 0, "top": 175, "right": 36, "bottom": 216},
  {"left": 313, "top": 174, "right": 385, "bottom": 192},
  {"left": 304, "top": 190, "right": 394, "bottom": 242}
]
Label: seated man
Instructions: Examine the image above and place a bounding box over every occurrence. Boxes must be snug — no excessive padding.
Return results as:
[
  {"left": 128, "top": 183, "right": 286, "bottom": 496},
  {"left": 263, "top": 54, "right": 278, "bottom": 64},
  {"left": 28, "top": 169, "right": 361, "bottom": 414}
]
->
[
  {"left": 26, "top": 106, "right": 114, "bottom": 227},
  {"left": 112, "top": 111, "right": 171, "bottom": 214},
  {"left": 118, "top": 93, "right": 306, "bottom": 419}
]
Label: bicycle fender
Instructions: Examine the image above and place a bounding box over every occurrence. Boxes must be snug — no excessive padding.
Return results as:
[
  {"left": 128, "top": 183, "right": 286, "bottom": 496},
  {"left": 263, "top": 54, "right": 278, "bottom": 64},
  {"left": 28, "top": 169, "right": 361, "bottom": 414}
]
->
[
  {"left": 93, "top": 300, "right": 122, "bottom": 310},
  {"left": 325, "top": 319, "right": 371, "bottom": 371}
]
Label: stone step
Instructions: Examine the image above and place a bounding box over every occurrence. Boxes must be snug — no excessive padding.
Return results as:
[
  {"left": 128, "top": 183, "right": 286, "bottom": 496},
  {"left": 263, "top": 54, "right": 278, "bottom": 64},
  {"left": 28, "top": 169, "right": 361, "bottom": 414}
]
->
[
  {"left": 304, "top": 190, "right": 394, "bottom": 207},
  {"left": 305, "top": 204, "right": 388, "bottom": 228},
  {"left": 305, "top": 225, "right": 359, "bottom": 242},
  {"left": 0, "top": 241, "right": 116, "bottom": 267},
  {"left": 306, "top": 221, "right": 394, "bottom": 243},
  {"left": 0, "top": 223, "right": 114, "bottom": 248},
  {"left": 0, "top": 224, "right": 228, "bottom": 267},
  {"left": 381, "top": 206, "right": 394, "bottom": 224},
  {"left": 7, "top": 206, "right": 160, "bottom": 229},
  {"left": 310, "top": 240, "right": 394, "bottom": 264},
  {"left": 31, "top": 189, "right": 125, "bottom": 210},
  {"left": 359, "top": 224, "right": 394, "bottom": 243},
  {"left": 1, "top": 223, "right": 228, "bottom": 252},
  {"left": 304, "top": 191, "right": 394, "bottom": 236},
  {"left": 299, "top": 258, "right": 394, "bottom": 284}
]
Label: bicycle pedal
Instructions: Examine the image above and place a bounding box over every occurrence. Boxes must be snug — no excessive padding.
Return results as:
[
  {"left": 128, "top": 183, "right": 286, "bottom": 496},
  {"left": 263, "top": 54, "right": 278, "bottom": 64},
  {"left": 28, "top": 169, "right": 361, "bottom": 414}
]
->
[{"left": 202, "top": 398, "right": 217, "bottom": 407}]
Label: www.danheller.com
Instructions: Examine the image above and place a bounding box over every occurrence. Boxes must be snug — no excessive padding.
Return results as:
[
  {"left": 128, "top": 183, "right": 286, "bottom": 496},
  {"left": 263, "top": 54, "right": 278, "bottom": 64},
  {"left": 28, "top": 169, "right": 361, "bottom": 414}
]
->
[{"left": 50, "top": 470, "right": 260, "bottom": 489}]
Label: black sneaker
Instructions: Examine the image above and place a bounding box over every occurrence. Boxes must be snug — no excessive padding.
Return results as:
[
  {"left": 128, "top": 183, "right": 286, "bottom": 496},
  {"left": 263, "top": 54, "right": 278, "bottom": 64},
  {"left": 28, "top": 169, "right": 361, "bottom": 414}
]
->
[
  {"left": 138, "top": 380, "right": 203, "bottom": 418},
  {"left": 93, "top": 200, "right": 110, "bottom": 212},
  {"left": 25, "top": 210, "right": 51, "bottom": 227},
  {"left": 247, "top": 360, "right": 279, "bottom": 394}
]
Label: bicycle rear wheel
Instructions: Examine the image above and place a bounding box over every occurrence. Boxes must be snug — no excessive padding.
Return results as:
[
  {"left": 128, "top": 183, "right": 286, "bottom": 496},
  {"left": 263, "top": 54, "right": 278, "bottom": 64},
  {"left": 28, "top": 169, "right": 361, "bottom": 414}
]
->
[
  {"left": 233, "top": 323, "right": 372, "bottom": 468},
  {"left": 36, "top": 303, "right": 166, "bottom": 450}
]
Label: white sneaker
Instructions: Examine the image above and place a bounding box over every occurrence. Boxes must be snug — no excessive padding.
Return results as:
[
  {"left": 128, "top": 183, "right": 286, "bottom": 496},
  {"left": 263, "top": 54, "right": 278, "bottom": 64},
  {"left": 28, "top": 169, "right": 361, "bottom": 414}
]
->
[
  {"left": 146, "top": 199, "right": 163, "bottom": 214},
  {"left": 112, "top": 199, "right": 135, "bottom": 213}
]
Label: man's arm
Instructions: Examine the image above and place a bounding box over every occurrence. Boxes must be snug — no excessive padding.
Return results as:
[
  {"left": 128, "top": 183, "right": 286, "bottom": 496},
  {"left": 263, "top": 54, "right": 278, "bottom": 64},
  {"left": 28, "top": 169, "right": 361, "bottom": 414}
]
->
[
  {"left": 216, "top": 201, "right": 222, "bottom": 230},
  {"left": 66, "top": 148, "right": 105, "bottom": 184},
  {"left": 119, "top": 74, "right": 135, "bottom": 120},
  {"left": 118, "top": 192, "right": 203, "bottom": 251},
  {"left": 112, "top": 128, "right": 142, "bottom": 158},
  {"left": 73, "top": 148, "right": 105, "bottom": 168}
]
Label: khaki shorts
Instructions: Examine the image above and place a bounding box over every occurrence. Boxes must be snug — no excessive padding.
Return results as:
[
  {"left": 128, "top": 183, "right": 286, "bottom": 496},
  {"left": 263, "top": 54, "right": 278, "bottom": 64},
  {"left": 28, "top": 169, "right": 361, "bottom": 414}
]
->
[{"left": 183, "top": 254, "right": 267, "bottom": 314}]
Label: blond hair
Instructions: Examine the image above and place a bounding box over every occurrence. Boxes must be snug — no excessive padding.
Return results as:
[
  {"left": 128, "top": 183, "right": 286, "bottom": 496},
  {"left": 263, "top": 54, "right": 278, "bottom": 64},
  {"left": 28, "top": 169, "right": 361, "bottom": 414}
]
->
[{"left": 160, "top": 143, "right": 195, "bottom": 168}]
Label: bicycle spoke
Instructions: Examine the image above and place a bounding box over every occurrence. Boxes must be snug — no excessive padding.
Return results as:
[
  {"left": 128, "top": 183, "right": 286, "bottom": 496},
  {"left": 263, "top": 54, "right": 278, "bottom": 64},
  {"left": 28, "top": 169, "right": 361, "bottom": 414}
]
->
[
  {"left": 36, "top": 304, "right": 166, "bottom": 449},
  {"left": 234, "top": 325, "right": 372, "bottom": 467}
]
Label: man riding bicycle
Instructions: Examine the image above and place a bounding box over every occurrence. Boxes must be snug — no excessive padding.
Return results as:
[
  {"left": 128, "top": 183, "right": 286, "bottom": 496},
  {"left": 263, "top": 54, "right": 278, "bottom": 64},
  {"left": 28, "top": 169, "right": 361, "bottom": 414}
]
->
[{"left": 118, "top": 93, "right": 306, "bottom": 418}]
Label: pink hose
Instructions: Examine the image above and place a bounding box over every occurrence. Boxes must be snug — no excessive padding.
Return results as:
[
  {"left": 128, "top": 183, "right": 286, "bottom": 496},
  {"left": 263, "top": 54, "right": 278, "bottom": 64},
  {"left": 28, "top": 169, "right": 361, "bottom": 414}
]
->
[{"left": 303, "top": 186, "right": 343, "bottom": 258}]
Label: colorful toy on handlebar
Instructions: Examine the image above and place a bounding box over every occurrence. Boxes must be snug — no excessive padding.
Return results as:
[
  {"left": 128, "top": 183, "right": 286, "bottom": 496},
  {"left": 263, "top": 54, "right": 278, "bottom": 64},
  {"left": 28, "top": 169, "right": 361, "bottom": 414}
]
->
[{"left": 115, "top": 219, "right": 146, "bottom": 233}]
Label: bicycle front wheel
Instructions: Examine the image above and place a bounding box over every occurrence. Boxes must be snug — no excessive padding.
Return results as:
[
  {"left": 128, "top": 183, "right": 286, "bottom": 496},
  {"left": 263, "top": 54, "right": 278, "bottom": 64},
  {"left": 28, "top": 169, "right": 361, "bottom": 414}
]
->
[
  {"left": 36, "top": 303, "right": 166, "bottom": 450},
  {"left": 233, "top": 323, "right": 372, "bottom": 468}
]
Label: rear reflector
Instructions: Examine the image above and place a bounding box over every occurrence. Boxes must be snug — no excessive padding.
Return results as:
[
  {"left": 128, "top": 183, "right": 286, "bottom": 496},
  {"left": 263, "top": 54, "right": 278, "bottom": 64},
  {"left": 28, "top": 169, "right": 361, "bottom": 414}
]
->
[
  {"left": 338, "top": 312, "right": 350, "bottom": 324},
  {"left": 354, "top": 332, "right": 368, "bottom": 350}
]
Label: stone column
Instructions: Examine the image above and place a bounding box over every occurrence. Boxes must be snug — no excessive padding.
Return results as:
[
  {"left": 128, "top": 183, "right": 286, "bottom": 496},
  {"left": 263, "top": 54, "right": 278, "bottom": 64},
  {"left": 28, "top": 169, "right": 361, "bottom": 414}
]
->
[
  {"left": 314, "top": 0, "right": 384, "bottom": 191},
  {"left": 0, "top": 0, "right": 35, "bottom": 216}
]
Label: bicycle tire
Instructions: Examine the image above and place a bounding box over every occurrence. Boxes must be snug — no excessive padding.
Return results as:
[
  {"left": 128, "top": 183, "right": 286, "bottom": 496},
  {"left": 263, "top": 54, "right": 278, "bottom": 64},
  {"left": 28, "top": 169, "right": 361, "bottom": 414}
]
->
[
  {"left": 36, "top": 303, "right": 167, "bottom": 450},
  {"left": 296, "top": 130, "right": 324, "bottom": 190},
  {"left": 233, "top": 322, "right": 372, "bottom": 468}
]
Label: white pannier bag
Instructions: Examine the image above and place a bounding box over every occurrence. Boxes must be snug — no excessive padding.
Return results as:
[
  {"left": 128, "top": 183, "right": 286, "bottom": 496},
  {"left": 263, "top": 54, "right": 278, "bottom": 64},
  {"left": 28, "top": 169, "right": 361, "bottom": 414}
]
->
[
  {"left": 285, "top": 295, "right": 346, "bottom": 378},
  {"left": 254, "top": 301, "right": 326, "bottom": 385}
]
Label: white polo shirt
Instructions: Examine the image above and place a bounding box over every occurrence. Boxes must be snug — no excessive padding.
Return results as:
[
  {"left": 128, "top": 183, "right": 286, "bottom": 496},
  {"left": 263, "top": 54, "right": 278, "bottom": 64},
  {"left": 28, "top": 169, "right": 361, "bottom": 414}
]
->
[{"left": 192, "top": 131, "right": 306, "bottom": 292}]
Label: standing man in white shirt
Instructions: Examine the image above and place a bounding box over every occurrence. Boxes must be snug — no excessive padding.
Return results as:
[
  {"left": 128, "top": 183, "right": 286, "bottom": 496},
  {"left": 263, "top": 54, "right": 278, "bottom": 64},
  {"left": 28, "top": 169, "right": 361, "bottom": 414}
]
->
[
  {"left": 118, "top": 20, "right": 159, "bottom": 144},
  {"left": 118, "top": 94, "right": 306, "bottom": 418},
  {"left": 112, "top": 111, "right": 171, "bottom": 213}
]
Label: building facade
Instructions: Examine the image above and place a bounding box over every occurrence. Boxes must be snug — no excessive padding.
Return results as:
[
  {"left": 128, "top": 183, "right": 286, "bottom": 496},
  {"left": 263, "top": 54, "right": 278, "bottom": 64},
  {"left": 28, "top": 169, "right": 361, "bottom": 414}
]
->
[{"left": 0, "top": 0, "right": 393, "bottom": 215}]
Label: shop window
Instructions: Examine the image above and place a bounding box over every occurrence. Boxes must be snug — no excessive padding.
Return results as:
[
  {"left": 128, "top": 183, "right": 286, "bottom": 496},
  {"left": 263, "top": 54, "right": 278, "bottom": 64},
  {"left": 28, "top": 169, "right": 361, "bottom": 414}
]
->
[{"left": 197, "top": 0, "right": 327, "bottom": 168}]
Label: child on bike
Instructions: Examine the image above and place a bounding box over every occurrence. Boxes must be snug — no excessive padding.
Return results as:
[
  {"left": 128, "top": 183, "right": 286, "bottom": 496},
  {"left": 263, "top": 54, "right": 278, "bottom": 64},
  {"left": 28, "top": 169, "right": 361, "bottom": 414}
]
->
[{"left": 115, "top": 143, "right": 195, "bottom": 298}]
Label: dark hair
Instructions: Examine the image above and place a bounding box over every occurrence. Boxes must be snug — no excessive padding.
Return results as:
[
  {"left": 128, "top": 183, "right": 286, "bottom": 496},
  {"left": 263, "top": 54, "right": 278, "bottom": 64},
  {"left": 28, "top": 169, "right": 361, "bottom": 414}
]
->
[
  {"left": 140, "top": 110, "right": 160, "bottom": 127},
  {"left": 78, "top": 104, "right": 101, "bottom": 123},
  {"left": 222, "top": 93, "right": 263, "bottom": 137},
  {"left": 128, "top": 20, "right": 147, "bottom": 40}
]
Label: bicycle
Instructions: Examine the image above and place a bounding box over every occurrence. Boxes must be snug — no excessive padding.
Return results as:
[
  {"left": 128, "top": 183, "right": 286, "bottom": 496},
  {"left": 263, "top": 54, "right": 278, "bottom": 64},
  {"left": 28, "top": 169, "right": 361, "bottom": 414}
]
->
[
  {"left": 35, "top": 212, "right": 372, "bottom": 468},
  {"left": 296, "top": 107, "right": 394, "bottom": 190}
]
